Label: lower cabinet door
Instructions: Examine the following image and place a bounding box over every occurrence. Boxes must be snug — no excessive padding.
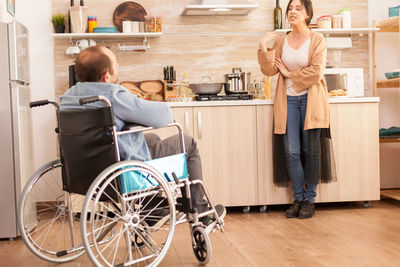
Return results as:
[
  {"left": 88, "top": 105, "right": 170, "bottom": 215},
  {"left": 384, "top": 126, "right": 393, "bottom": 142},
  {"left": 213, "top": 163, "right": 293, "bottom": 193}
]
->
[{"left": 193, "top": 106, "right": 258, "bottom": 206}]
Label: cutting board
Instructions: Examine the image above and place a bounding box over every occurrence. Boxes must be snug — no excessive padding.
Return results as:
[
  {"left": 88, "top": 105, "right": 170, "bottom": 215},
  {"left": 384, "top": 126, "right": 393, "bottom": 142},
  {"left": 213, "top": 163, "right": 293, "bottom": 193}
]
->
[{"left": 113, "top": 1, "right": 147, "bottom": 32}]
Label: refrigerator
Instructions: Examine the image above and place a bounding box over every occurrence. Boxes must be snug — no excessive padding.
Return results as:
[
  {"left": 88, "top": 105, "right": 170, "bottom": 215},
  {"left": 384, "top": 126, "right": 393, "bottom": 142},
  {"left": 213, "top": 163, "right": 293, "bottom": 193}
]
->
[{"left": 0, "top": 21, "right": 34, "bottom": 239}]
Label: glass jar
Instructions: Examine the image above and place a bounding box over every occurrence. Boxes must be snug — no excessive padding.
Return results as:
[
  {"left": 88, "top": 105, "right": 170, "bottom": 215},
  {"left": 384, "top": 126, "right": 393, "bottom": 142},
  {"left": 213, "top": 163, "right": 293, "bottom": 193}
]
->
[
  {"left": 317, "top": 15, "right": 332, "bottom": 29},
  {"left": 145, "top": 15, "right": 162, "bottom": 32}
]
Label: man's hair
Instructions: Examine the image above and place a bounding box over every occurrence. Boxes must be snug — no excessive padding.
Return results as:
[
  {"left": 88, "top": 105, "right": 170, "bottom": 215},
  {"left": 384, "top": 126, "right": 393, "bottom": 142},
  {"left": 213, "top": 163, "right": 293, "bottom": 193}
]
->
[
  {"left": 75, "top": 45, "right": 114, "bottom": 82},
  {"left": 286, "top": 0, "right": 313, "bottom": 26}
]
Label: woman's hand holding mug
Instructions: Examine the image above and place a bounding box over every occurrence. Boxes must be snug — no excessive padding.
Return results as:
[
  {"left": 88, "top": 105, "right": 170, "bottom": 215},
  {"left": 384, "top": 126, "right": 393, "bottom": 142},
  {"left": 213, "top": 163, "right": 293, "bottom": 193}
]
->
[{"left": 259, "top": 32, "right": 279, "bottom": 52}]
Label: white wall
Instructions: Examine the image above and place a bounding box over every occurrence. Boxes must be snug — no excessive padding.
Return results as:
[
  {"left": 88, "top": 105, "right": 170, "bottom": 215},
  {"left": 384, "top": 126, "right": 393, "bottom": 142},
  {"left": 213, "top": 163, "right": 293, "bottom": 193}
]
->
[
  {"left": 15, "top": 0, "right": 58, "bottom": 170},
  {"left": 368, "top": 0, "right": 400, "bottom": 188}
]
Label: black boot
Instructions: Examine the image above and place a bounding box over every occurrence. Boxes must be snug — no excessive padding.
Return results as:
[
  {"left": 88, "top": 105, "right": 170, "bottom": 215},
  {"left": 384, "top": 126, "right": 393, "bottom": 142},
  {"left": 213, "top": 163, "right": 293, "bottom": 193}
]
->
[
  {"left": 285, "top": 200, "right": 302, "bottom": 218},
  {"left": 299, "top": 200, "right": 315, "bottom": 219}
]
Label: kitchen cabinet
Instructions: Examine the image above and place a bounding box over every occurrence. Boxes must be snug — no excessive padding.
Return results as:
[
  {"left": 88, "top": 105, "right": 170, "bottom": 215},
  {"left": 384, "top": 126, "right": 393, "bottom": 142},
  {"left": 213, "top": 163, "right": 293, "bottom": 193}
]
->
[
  {"left": 255, "top": 105, "right": 321, "bottom": 205},
  {"left": 318, "top": 103, "right": 380, "bottom": 202},
  {"left": 154, "top": 101, "right": 380, "bottom": 207},
  {"left": 192, "top": 106, "right": 258, "bottom": 206},
  {"left": 256, "top": 103, "right": 379, "bottom": 205},
  {"left": 156, "top": 105, "right": 259, "bottom": 207}
]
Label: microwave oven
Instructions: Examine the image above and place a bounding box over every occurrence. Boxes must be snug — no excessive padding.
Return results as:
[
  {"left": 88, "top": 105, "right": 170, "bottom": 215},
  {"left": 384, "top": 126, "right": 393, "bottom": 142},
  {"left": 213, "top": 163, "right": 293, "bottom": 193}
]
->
[{"left": 324, "top": 68, "right": 364, "bottom": 97}]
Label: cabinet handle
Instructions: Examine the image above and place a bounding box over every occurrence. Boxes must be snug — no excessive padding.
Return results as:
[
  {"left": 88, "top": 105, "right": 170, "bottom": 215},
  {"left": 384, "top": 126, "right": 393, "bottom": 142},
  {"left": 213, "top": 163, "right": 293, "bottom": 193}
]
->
[
  {"left": 184, "top": 111, "right": 189, "bottom": 134},
  {"left": 197, "top": 111, "right": 202, "bottom": 139}
]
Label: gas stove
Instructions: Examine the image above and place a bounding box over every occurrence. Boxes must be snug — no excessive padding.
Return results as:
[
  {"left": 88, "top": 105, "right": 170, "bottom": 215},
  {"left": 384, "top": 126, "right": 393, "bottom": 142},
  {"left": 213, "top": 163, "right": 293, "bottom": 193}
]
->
[{"left": 195, "top": 94, "right": 253, "bottom": 101}]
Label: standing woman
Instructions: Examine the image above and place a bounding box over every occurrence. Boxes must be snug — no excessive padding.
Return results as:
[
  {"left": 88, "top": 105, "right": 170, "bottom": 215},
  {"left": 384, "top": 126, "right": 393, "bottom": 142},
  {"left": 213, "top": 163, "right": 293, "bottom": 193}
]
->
[{"left": 258, "top": 0, "right": 336, "bottom": 219}]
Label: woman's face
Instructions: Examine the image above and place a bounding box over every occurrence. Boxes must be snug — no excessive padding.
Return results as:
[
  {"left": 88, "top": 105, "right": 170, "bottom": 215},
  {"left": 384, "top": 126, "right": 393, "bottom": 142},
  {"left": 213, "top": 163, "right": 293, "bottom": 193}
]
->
[{"left": 287, "top": 0, "right": 309, "bottom": 26}]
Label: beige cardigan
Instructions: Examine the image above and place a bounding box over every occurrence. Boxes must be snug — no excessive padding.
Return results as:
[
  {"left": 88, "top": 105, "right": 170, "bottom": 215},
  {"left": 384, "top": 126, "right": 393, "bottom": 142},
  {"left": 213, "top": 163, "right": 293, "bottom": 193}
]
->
[{"left": 258, "top": 31, "right": 329, "bottom": 134}]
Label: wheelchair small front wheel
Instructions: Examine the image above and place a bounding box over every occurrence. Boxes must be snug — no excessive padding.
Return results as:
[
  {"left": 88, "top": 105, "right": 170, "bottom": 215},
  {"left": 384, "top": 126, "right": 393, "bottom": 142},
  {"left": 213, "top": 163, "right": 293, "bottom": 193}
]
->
[{"left": 192, "top": 227, "right": 212, "bottom": 265}]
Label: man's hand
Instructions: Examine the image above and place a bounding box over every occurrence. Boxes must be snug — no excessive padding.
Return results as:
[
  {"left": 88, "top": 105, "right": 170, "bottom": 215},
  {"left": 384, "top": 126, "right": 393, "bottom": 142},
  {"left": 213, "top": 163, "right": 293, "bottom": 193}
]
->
[{"left": 275, "top": 57, "right": 291, "bottom": 78}]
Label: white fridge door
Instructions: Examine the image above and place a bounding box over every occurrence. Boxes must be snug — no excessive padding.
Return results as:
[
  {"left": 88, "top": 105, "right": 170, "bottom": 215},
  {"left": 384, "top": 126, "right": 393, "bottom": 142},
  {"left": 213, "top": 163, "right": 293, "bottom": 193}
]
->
[
  {"left": 8, "top": 21, "right": 30, "bottom": 84},
  {"left": 11, "top": 82, "right": 35, "bottom": 236}
]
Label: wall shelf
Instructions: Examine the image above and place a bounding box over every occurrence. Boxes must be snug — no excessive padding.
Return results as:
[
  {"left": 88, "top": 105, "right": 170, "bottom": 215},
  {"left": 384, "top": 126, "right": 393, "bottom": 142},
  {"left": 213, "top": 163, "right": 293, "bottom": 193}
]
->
[
  {"left": 379, "top": 137, "right": 400, "bottom": 143},
  {"left": 377, "top": 78, "right": 400, "bottom": 88},
  {"left": 52, "top": 32, "right": 162, "bottom": 39},
  {"left": 275, "top": 27, "right": 380, "bottom": 35},
  {"left": 377, "top": 16, "right": 399, "bottom": 32}
]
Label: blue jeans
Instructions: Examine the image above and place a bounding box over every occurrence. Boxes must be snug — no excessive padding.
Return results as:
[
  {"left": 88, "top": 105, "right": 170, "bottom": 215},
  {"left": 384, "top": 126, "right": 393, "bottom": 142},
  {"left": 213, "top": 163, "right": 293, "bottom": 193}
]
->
[{"left": 283, "top": 94, "right": 319, "bottom": 203}]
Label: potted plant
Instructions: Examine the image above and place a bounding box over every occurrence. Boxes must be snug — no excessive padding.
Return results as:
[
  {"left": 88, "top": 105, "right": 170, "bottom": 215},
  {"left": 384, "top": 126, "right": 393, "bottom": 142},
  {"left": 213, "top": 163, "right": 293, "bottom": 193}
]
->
[{"left": 51, "top": 13, "right": 66, "bottom": 33}]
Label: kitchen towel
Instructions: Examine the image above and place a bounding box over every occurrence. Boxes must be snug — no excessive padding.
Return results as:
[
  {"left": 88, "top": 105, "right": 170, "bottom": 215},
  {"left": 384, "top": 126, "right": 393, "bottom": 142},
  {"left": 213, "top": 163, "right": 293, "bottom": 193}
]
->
[{"left": 379, "top": 126, "right": 400, "bottom": 137}]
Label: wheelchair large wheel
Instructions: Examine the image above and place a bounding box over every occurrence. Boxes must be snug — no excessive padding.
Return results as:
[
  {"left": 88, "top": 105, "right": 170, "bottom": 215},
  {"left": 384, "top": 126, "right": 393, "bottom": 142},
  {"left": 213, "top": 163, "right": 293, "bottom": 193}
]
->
[
  {"left": 81, "top": 160, "right": 176, "bottom": 267},
  {"left": 18, "top": 159, "right": 87, "bottom": 263}
]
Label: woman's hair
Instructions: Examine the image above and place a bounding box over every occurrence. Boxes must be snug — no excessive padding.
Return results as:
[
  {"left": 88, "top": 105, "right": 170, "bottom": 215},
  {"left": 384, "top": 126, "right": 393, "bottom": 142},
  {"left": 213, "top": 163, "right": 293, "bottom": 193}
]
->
[
  {"left": 286, "top": 0, "right": 313, "bottom": 26},
  {"left": 75, "top": 45, "right": 114, "bottom": 82}
]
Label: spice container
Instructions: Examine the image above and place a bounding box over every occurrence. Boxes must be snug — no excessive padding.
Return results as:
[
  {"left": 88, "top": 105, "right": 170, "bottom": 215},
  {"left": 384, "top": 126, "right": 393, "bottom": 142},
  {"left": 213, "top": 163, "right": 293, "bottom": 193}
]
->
[
  {"left": 317, "top": 15, "right": 332, "bottom": 29},
  {"left": 332, "top": 15, "right": 342, "bottom": 28},
  {"left": 88, "top": 16, "right": 97, "bottom": 33},
  {"left": 338, "top": 9, "right": 351, "bottom": 28},
  {"left": 145, "top": 15, "right": 162, "bottom": 32}
]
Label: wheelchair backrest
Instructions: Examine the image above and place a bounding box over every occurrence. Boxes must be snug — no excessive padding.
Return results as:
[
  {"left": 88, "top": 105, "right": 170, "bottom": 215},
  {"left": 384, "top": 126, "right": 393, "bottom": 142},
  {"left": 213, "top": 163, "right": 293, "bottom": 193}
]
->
[{"left": 57, "top": 107, "right": 118, "bottom": 195}]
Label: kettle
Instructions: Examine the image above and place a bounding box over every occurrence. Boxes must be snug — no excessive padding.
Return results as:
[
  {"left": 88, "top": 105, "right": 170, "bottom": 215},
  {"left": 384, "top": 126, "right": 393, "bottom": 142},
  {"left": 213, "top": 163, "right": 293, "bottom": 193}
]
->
[{"left": 224, "top": 68, "right": 251, "bottom": 95}]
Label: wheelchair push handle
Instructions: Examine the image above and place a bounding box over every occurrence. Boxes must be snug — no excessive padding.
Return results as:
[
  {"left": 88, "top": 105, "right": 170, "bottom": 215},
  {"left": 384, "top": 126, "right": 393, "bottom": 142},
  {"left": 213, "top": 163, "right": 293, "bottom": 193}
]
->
[
  {"left": 29, "top": 100, "right": 59, "bottom": 110},
  {"left": 79, "top": 95, "right": 112, "bottom": 107},
  {"left": 79, "top": 96, "right": 100, "bottom": 105}
]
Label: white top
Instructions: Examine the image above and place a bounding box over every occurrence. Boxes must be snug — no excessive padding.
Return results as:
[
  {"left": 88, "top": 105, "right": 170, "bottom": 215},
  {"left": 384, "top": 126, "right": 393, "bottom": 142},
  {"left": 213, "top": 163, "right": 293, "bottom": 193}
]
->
[{"left": 282, "top": 35, "right": 311, "bottom": 96}]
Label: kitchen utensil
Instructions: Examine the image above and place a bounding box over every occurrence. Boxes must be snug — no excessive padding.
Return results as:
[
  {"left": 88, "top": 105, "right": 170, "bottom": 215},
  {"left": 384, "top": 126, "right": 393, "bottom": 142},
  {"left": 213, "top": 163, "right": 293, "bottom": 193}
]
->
[
  {"left": 384, "top": 71, "right": 400, "bottom": 79},
  {"left": 122, "top": 20, "right": 132, "bottom": 33},
  {"left": 113, "top": 1, "right": 147, "bottom": 32},
  {"left": 69, "top": 6, "right": 87, "bottom": 33},
  {"left": 76, "top": 39, "right": 89, "bottom": 50},
  {"left": 66, "top": 45, "right": 80, "bottom": 55},
  {"left": 224, "top": 68, "right": 251, "bottom": 94},
  {"left": 145, "top": 15, "right": 162, "bottom": 32},
  {"left": 93, "top": 27, "right": 118, "bottom": 33},
  {"left": 189, "top": 76, "right": 226, "bottom": 95},
  {"left": 332, "top": 15, "right": 342, "bottom": 28},
  {"left": 338, "top": 9, "right": 351, "bottom": 28},
  {"left": 131, "top": 21, "right": 140, "bottom": 32},
  {"left": 317, "top": 15, "right": 332, "bottom": 29},
  {"left": 190, "top": 83, "right": 225, "bottom": 95}
]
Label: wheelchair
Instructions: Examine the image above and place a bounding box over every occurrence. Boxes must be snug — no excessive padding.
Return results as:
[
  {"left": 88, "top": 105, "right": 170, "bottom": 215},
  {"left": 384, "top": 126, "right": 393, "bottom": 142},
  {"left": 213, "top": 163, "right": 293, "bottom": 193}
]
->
[{"left": 17, "top": 95, "right": 225, "bottom": 266}]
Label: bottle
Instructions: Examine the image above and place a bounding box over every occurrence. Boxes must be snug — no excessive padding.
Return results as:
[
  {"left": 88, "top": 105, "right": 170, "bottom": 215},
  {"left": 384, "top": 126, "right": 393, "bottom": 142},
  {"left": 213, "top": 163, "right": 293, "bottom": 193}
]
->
[
  {"left": 180, "top": 73, "right": 191, "bottom": 101},
  {"left": 264, "top": 76, "right": 272, "bottom": 100},
  {"left": 274, "top": 0, "right": 282, "bottom": 30}
]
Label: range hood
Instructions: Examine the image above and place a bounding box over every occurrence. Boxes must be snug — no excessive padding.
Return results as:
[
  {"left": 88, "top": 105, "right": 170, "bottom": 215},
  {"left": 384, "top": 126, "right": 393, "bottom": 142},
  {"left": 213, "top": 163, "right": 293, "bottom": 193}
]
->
[{"left": 182, "top": 0, "right": 258, "bottom": 16}]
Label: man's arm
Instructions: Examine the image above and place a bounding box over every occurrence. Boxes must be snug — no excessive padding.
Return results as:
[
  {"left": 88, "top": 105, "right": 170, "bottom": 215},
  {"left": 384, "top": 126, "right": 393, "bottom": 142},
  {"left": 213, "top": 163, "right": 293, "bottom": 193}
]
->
[{"left": 113, "top": 87, "right": 174, "bottom": 128}]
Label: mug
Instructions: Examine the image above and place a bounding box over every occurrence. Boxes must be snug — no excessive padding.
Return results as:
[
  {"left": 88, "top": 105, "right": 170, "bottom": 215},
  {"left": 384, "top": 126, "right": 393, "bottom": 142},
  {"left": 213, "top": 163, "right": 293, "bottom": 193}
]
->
[
  {"left": 76, "top": 39, "right": 89, "bottom": 50},
  {"left": 66, "top": 46, "right": 80, "bottom": 55},
  {"left": 131, "top": 21, "right": 140, "bottom": 33},
  {"left": 88, "top": 39, "right": 96, "bottom": 47},
  {"left": 122, "top": 20, "right": 131, "bottom": 33}
]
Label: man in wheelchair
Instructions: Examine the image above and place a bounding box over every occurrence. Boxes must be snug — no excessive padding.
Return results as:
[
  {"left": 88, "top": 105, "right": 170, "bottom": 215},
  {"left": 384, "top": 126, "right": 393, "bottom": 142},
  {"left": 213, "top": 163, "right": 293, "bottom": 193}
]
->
[{"left": 59, "top": 45, "right": 226, "bottom": 226}]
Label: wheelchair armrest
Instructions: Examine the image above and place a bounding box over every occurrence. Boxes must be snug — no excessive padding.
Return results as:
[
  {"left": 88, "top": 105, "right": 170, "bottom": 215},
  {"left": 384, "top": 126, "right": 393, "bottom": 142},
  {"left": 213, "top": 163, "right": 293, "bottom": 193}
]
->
[{"left": 122, "top": 123, "right": 151, "bottom": 131}]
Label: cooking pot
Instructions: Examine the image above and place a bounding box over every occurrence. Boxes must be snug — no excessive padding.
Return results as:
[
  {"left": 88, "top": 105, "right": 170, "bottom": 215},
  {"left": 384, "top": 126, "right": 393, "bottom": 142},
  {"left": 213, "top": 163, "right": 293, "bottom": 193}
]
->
[
  {"left": 224, "top": 68, "right": 251, "bottom": 94},
  {"left": 189, "top": 76, "right": 228, "bottom": 95}
]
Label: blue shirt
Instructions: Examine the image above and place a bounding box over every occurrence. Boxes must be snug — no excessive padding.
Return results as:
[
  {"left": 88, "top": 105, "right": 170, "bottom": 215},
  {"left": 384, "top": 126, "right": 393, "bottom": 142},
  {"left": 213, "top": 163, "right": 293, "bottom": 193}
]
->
[{"left": 59, "top": 82, "right": 174, "bottom": 161}]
